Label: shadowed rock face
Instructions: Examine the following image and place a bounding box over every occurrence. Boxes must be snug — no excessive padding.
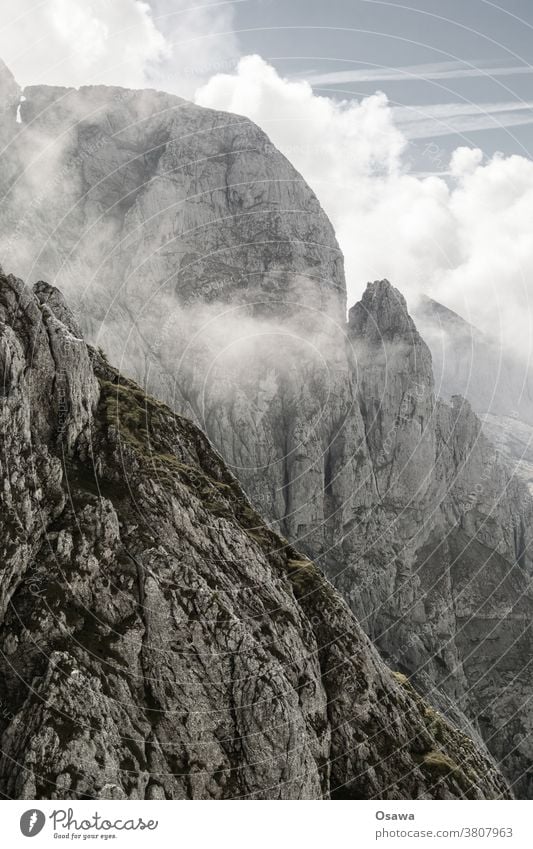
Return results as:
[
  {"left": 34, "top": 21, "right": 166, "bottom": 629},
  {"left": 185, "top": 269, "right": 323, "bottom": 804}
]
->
[
  {"left": 0, "top": 79, "right": 345, "bottom": 329},
  {"left": 0, "top": 63, "right": 532, "bottom": 796},
  {"left": 342, "top": 282, "right": 533, "bottom": 798},
  {"left": 0, "top": 271, "right": 511, "bottom": 801}
]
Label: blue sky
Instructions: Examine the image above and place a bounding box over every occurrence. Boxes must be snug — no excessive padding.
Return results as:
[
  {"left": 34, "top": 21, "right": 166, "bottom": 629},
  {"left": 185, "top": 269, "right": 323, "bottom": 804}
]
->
[
  {"left": 140, "top": 0, "right": 533, "bottom": 170},
  {"left": 219, "top": 0, "right": 533, "bottom": 160},
  {"left": 4, "top": 0, "right": 533, "bottom": 160}
]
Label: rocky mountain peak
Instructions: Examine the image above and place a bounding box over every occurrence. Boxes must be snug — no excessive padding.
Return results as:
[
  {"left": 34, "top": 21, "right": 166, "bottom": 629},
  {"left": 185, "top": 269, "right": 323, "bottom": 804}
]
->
[
  {"left": 0, "top": 58, "right": 19, "bottom": 113},
  {"left": 348, "top": 279, "right": 417, "bottom": 342},
  {"left": 0, "top": 269, "right": 511, "bottom": 800},
  {"left": 33, "top": 280, "right": 83, "bottom": 338},
  {"left": 415, "top": 293, "right": 474, "bottom": 332},
  {"left": 1, "top": 62, "right": 533, "bottom": 798},
  {"left": 0, "top": 60, "right": 347, "bottom": 336}
]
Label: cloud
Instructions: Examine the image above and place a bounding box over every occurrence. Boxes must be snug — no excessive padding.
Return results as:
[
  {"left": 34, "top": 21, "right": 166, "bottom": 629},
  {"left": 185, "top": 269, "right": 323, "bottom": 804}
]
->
[
  {"left": 392, "top": 101, "right": 533, "bottom": 139},
  {"left": 196, "top": 54, "right": 407, "bottom": 178},
  {"left": 449, "top": 146, "right": 484, "bottom": 176},
  {"left": 0, "top": 0, "right": 239, "bottom": 96},
  {"left": 143, "top": 0, "right": 240, "bottom": 96},
  {"left": 196, "top": 55, "right": 533, "bottom": 359},
  {"left": 0, "top": 0, "right": 169, "bottom": 89},
  {"left": 303, "top": 61, "right": 533, "bottom": 86}
]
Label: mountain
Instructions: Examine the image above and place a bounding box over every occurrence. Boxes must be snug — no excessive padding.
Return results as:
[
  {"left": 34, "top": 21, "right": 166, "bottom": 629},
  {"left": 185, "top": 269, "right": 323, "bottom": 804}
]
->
[
  {"left": 343, "top": 282, "right": 533, "bottom": 797},
  {"left": 0, "top": 61, "right": 532, "bottom": 797},
  {"left": 412, "top": 295, "right": 533, "bottom": 425},
  {"left": 0, "top": 270, "right": 511, "bottom": 800},
  {"left": 413, "top": 295, "right": 533, "bottom": 493},
  {"left": 0, "top": 73, "right": 345, "bottom": 329}
]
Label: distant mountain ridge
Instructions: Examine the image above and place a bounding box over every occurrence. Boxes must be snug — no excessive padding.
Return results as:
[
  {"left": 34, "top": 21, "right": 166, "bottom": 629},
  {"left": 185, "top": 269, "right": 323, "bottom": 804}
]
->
[
  {"left": 413, "top": 294, "right": 533, "bottom": 424},
  {"left": 413, "top": 294, "right": 533, "bottom": 492}
]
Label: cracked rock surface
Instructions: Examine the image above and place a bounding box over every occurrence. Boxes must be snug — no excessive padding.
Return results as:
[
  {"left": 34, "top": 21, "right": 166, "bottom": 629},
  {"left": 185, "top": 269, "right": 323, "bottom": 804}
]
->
[
  {"left": 0, "top": 272, "right": 512, "bottom": 800},
  {"left": 0, "top": 64, "right": 532, "bottom": 797}
]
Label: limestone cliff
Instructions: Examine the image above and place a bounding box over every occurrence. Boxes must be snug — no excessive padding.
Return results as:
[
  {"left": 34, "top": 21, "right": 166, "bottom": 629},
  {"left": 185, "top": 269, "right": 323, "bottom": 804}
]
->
[
  {"left": 413, "top": 295, "right": 533, "bottom": 493},
  {"left": 0, "top": 271, "right": 510, "bottom": 801},
  {"left": 343, "top": 282, "right": 533, "bottom": 798},
  {"left": 0, "top": 61, "right": 532, "bottom": 797}
]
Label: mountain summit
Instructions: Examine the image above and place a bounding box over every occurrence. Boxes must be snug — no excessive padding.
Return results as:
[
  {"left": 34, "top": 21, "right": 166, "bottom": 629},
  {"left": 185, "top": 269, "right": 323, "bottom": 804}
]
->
[{"left": 0, "top": 60, "right": 532, "bottom": 797}]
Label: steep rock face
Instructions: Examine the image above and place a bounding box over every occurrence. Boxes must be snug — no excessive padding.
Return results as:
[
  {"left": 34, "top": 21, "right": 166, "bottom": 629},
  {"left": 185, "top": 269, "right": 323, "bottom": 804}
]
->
[
  {"left": 0, "top": 77, "right": 360, "bottom": 540},
  {"left": 0, "top": 63, "right": 532, "bottom": 796},
  {"left": 0, "top": 273, "right": 98, "bottom": 618},
  {"left": 0, "top": 59, "right": 19, "bottom": 135},
  {"left": 0, "top": 66, "right": 377, "bottom": 588},
  {"left": 349, "top": 281, "right": 436, "bottom": 510},
  {"left": 0, "top": 61, "right": 22, "bottom": 201},
  {"left": 340, "top": 281, "right": 533, "bottom": 798},
  {"left": 0, "top": 271, "right": 510, "bottom": 801},
  {"left": 0, "top": 60, "right": 19, "bottom": 105},
  {"left": 0, "top": 82, "right": 345, "bottom": 332}
]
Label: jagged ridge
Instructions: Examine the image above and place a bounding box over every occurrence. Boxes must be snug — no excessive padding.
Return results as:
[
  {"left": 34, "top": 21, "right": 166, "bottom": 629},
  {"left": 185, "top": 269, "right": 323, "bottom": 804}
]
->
[
  {"left": 0, "top": 61, "right": 532, "bottom": 796},
  {"left": 0, "top": 271, "right": 510, "bottom": 800}
]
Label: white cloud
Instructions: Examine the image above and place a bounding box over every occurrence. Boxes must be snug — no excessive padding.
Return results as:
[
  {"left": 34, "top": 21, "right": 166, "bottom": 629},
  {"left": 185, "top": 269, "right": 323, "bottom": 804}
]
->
[
  {"left": 0, "top": 0, "right": 169, "bottom": 89},
  {"left": 196, "top": 56, "right": 533, "bottom": 359},
  {"left": 146, "top": 0, "right": 239, "bottom": 95},
  {"left": 393, "top": 101, "right": 533, "bottom": 139},
  {"left": 303, "top": 61, "right": 533, "bottom": 86},
  {"left": 143, "top": 0, "right": 239, "bottom": 98},
  {"left": 449, "top": 146, "right": 484, "bottom": 176},
  {"left": 0, "top": 0, "right": 238, "bottom": 96}
]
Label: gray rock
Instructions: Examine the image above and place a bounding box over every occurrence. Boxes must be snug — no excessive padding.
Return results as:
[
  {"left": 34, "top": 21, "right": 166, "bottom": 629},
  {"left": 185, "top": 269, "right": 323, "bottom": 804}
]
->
[
  {"left": 0, "top": 59, "right": 19, "bottom": 116},
  {"left": 0, "top": 271, "right": 510, "bottom": 800},
  {"left": 0, "top": 63, "right": 531, "bottom": 797},
  {"left": 341, "top": 281, "right": 533, "bottom": 797},
  {"left": 481, "top": 413, "right": 533, "bottom": 493}
]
